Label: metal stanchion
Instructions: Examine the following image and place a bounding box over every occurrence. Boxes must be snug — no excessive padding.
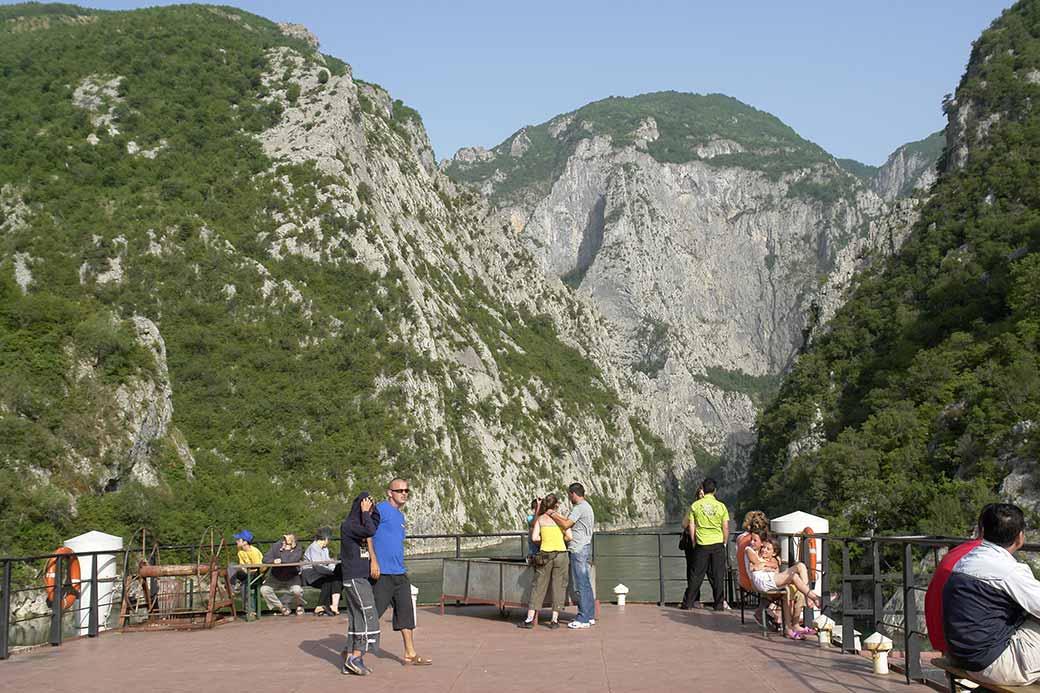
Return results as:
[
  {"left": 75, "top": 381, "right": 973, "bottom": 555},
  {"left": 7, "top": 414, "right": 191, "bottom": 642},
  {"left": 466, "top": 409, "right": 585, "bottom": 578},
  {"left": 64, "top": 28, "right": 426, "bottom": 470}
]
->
[
  {"left": 88, "top": 553, "right": 99, "bottom": 637},
  {"left": 903, "top": 543, "right": 921, "bottom": 683},
  {"left": 657, "top": 533, "right": 666, "bottom": 606},
  {"left": 1, "top": 561, "right": 11, "bottom": 659},
  {"left": 820, "top": 537, "right": 831, "bottom": 616},
  {"left": 871, "top": 541, "right": 882, "bottom": 633},
  {"left": 841, "top": 542, "right": 854, "bottom": 654},
  {"left": 801, "top": 534, "right": 814, "bottom": 628},
  {"left": 50, "top": 554, "right": 64, "bottom": 646}
]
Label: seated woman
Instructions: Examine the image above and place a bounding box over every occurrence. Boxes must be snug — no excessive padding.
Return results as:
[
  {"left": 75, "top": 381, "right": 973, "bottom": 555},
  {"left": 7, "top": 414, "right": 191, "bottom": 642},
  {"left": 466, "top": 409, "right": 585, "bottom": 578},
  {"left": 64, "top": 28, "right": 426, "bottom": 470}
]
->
[
  {"left": 518, "top": 494, "right": 571, "bottom": 629},
  {"left": 740, "top": 510, "right": 769, "bottom": 537},
  {"left": 260, "top": 533, "right": 306, "bottom": 616},
  {"left": 301, "top": 527, "right": 342, "bottom": 616},
  {"left": 745, "top": 535, "right": 820, "bottom": 639},
  {"left": 737, "top": 513, "right": 772, "bottom": 625},
  {"left": 738, "top": 513, "right": 770, "bottom": 585}
]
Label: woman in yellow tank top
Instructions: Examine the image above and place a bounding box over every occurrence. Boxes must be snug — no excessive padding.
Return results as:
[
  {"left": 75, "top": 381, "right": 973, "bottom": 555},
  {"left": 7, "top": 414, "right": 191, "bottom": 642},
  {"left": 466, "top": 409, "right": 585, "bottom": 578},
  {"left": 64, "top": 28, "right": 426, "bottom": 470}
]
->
[
  {"left": 519, "top": 494, "right": 571, "bottom": 629},
  {"left": 538, "top": 522, "right": 567, "bottom": 552}
]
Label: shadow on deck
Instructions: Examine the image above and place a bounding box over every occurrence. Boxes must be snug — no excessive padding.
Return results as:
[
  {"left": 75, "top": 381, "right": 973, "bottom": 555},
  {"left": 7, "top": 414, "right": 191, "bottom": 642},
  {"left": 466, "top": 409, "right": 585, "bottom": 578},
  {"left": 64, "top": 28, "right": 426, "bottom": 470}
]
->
[{"left": 2, "top": 604, "right": 934, "bottom": 692}]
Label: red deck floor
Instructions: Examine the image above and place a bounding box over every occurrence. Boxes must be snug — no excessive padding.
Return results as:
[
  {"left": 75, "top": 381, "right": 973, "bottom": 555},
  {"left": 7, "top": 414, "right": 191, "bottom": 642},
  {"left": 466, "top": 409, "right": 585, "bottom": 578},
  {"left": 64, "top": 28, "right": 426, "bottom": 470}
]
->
[{"left": 2, "top": 604, "right": 933, "bottom": 692}]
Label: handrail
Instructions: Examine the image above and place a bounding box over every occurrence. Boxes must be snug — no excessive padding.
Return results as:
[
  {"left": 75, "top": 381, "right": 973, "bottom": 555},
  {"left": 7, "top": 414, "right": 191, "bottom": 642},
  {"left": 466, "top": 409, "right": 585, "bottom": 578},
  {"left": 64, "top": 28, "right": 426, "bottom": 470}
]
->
[
  {"left": 11, "top": 529, "right": 1033, "bottom": 564},
  {"left": 0, "top": 523, "right": 1008, "bottom": 687}
]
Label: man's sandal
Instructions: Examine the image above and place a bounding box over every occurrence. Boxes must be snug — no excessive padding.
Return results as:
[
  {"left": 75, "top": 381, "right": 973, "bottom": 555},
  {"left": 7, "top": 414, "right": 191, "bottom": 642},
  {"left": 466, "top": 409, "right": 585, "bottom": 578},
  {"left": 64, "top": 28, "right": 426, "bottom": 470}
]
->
[{"left": 403, "top": 655, "right": 433, "bottom": 666}]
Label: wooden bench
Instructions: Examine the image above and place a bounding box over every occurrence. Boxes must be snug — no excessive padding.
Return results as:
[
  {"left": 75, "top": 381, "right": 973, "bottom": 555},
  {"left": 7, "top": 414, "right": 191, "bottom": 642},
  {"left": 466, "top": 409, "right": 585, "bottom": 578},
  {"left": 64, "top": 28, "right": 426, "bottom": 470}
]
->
[
  {"left": 236, "top": 560, "right": 338, "bottom": 617},
  {"left": 932, "top": 657, "right": 1040, "bottom": 692}
]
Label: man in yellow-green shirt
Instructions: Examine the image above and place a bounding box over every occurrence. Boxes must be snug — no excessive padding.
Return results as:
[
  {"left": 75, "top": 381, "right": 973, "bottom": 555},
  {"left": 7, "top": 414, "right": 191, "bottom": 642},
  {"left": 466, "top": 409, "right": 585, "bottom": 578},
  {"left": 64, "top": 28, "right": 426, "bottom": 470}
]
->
[{"left": 680, "top": 478, "right": 729, "bottom": 610}]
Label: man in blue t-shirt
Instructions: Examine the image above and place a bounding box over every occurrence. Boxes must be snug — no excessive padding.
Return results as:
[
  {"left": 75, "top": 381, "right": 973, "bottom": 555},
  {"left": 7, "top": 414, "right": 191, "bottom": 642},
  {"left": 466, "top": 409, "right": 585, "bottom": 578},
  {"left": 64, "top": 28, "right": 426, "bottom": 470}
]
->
[{"left": 370, "top": 478, "right": 432, "bottom": 666}]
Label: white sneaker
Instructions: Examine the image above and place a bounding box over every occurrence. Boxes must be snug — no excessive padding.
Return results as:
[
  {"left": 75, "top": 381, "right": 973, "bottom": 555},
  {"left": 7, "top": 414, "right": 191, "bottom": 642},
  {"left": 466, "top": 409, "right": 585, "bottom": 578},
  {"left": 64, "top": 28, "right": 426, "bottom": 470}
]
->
[
  {"left": 568, "top": 620, "right": 591, "bottom": 629},
  {"left": 589, "top": 619, "right": 596, "bottom": 625}
]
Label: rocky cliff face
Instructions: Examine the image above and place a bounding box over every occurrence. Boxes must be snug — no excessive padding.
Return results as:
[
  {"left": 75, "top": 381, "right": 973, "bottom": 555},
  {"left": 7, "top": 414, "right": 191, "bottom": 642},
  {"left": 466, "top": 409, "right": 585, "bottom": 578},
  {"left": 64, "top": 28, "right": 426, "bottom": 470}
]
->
[
  {"left": 446, "top": 94, "right": 938, "bottom": 492},
  {"left": 246, "top": 45, "right": 671, "bottom": 532},
  {"left": 872, "top": 131, "right": 943, "bottom": 201}
]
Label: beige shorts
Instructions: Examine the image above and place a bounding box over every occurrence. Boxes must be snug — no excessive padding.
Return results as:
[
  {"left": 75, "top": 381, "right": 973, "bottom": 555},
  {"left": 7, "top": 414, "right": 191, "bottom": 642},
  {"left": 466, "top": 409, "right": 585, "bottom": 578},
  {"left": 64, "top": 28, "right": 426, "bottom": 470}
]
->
[{"left": 974, "top": 618, "right": 1040, "bottom": 687}]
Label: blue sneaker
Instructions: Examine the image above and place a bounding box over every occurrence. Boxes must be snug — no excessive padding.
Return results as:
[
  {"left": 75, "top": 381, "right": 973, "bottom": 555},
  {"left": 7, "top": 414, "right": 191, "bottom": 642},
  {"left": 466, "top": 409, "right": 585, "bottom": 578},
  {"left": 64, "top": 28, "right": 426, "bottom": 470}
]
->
[{"left": 343, "top": 655, "right": 367, "bottom": 676}]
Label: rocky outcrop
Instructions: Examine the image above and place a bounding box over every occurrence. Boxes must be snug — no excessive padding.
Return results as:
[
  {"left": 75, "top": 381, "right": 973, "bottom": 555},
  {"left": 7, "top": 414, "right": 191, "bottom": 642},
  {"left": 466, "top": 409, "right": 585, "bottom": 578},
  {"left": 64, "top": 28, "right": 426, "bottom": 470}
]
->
[
  {"left": 278, "top": 22, "right": 319, "bottom": 48},
  {"left": 72, "top": 75, "right": 124, "bottom": 137},
  {"left": 119, "top": 316, "right": 174, "bottom": 486},
  {"left": 873, "top": 131, "right": 943, "bottom": 200},
  {"left": 999, "top": 421, "right": 1039, "bottom": 512},
  {"left": 60, "top": 314, "right": 176, "bottom": 491}
]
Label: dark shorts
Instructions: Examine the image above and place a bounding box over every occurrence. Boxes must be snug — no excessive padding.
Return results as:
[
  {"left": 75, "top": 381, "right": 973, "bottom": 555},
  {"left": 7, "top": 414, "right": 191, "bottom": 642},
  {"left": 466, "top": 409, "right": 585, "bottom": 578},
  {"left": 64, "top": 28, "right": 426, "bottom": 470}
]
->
[{"left": 373, "top": 573, "right": 415, "bottom": 631}]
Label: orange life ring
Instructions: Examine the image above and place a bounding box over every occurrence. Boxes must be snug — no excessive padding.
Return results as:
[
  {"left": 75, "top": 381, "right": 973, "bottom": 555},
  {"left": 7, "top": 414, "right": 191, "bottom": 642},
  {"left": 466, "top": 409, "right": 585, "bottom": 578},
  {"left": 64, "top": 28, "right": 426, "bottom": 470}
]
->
[
  {"left": 803, "top": 527, "right": 817, "bottom": 580},
  {"left": 45, "top": 547, "right": 80, "bottom": 610}
]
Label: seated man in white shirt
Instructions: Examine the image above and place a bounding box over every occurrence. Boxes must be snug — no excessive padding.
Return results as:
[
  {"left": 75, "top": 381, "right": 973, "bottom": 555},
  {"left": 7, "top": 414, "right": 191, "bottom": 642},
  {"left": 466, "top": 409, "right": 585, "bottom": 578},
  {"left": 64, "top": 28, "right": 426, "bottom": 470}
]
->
[{"left": 943, "top": 503, "right": 1040, "bottom": 686}]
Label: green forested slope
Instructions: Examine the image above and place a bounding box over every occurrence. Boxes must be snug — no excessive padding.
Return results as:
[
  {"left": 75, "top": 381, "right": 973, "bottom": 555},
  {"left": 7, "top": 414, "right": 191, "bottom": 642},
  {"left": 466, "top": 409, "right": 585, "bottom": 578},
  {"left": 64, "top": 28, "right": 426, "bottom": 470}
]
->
[
  {"left": 0, "top": 4, "right": 414, "bottom": 553},
  {"left": 747, "top": 0, "right": 1040, "bottom": 535},
  {"left": 0, "top": 3, "right": 665, "bottom": 558}
]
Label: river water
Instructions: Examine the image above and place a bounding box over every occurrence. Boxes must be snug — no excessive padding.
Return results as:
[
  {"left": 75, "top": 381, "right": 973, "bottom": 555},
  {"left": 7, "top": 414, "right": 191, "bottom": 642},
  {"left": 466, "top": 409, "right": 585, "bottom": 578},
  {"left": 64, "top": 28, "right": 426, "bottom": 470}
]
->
[{"left": 405, "top": 527, "right": 715, "bottom": 605}]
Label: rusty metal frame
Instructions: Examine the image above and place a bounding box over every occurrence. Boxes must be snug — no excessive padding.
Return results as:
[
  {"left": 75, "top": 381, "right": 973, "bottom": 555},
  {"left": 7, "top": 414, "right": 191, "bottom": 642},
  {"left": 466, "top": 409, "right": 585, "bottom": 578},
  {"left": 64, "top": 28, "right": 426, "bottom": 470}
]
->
[{"left": 118, "top": 528, "right": 236, "bottom": 631}]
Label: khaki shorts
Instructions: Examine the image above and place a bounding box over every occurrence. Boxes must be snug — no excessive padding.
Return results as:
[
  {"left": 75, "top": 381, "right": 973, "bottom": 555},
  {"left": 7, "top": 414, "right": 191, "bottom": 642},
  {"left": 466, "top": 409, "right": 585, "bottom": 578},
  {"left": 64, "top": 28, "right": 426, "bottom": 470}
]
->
[{"left": 974, "top": 618, "right": 1040, "bottom": 687}]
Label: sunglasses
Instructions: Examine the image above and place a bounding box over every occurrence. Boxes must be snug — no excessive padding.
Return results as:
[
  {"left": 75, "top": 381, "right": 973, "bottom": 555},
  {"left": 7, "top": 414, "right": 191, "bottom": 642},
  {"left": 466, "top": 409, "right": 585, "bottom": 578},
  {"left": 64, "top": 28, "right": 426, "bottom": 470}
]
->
[{"left": 390, "top": 488, "right": 411, "bottom": 495}]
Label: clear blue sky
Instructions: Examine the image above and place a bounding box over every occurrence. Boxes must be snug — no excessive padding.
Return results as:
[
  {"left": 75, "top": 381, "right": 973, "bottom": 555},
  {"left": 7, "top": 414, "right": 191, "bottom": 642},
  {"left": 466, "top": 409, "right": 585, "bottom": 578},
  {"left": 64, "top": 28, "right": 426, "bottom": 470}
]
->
[{"left": 15, "top": 1, "right": 1014, "bottom": 164}]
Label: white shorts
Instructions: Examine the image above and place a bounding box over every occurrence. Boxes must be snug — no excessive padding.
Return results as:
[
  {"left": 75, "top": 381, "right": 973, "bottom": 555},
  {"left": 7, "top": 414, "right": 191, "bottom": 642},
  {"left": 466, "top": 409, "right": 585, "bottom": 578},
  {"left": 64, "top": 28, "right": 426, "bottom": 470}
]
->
[{"left": 752, "top": 570, "right": 778, "bottom": 593}]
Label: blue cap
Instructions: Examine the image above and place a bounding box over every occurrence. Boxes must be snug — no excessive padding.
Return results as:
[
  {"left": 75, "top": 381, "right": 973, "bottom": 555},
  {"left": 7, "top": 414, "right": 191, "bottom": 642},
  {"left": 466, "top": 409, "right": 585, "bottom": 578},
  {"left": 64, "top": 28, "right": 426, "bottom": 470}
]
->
[{"left": 233, "top": 529, "right": 254, "bottom": 543}]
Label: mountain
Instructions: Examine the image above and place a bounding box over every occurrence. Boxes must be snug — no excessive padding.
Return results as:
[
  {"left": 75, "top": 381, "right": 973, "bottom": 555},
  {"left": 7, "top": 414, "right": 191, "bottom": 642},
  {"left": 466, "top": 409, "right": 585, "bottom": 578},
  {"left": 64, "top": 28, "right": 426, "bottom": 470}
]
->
[
  {"left": 747, "top": 0, "right": 1040, "bottom": 536},
  {"left": 872, "top": 131, "right": 944, "bottom": 201},
  {"left": 444, "top": 92, "right": 938, "bottom": 495},
  {"left": 0, "top": 3, "right": 676, "bottom": 556},
  {"left": 836, "top": 131, "right": 943, "bottom": 201}
]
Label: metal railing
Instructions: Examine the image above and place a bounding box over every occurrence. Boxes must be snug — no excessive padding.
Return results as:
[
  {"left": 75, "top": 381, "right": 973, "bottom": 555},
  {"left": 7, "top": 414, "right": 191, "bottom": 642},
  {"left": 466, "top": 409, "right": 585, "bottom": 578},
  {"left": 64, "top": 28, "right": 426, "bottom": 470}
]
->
[
  {"left": 1, "top": 526, "right": 1020, "bottom": 690},
  {"left": 0, "top": 531, "right": 537, "bottom": 660}
]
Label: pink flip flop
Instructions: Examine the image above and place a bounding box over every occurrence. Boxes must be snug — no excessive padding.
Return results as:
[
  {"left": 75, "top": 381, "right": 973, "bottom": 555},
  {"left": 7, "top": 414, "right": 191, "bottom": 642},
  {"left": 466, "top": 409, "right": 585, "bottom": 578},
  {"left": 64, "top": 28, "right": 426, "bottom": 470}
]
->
[{"left": 785, "top": 630, "right": 806, "bottom": 640}]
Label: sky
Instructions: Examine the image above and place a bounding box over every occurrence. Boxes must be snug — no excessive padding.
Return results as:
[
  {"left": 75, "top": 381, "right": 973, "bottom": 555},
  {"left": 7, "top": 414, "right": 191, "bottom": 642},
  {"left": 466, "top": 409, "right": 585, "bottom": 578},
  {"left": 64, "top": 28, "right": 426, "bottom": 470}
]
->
[{"left": 11, "top": 1, "right": 1015, "bottom": 165}]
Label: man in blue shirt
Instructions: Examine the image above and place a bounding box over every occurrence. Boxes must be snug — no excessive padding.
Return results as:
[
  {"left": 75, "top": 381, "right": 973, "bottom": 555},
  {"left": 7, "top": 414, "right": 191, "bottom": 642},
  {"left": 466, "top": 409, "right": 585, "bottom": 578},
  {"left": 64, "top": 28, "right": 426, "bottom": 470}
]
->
[{"left": 370, "top": 478, "right": 433, "bottom": 666}]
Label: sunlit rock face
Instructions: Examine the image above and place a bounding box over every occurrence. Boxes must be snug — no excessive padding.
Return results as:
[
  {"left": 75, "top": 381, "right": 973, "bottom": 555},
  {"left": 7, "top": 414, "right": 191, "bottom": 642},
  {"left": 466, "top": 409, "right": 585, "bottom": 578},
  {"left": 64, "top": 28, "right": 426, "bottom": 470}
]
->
[{"left": 446, "top": 93, "right": 937, "bottom": 492}]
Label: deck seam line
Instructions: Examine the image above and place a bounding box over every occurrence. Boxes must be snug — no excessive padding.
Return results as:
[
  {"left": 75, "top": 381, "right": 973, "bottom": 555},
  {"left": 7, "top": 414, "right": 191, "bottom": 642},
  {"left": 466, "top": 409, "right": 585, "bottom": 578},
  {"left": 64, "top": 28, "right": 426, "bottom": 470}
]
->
[{"left": 447, "top": 633, "right": 484, "bottom": 692}]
